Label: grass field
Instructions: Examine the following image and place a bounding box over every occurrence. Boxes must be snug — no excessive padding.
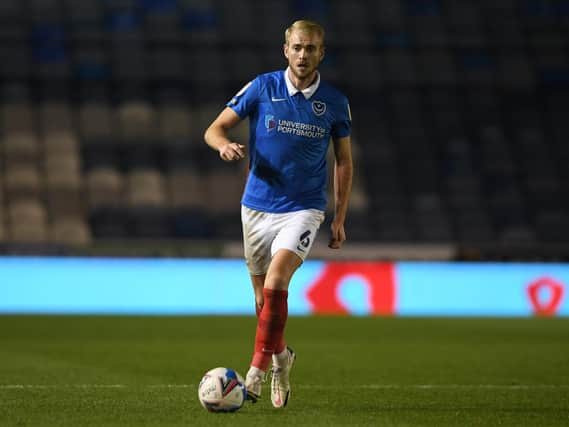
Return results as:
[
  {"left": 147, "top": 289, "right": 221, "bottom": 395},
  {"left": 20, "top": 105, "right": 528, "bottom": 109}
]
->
[{"left": 1, "top": 316, "right": 568, "bottom": 426}]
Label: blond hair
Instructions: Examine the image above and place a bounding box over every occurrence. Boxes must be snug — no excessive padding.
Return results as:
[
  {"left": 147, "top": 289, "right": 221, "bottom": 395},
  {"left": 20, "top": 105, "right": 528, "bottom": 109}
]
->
[{"left": 285, "top": 20, "right": 325, "bottom": 46}]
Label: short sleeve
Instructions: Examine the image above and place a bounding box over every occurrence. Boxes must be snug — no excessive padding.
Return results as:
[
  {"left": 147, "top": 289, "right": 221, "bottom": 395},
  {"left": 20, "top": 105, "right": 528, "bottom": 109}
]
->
[
  {"left": 331, "top": 99, "right": 352, "bottom": 139},
  {"left": 226, "top": 77, "right": 261, "bottom": 118}
]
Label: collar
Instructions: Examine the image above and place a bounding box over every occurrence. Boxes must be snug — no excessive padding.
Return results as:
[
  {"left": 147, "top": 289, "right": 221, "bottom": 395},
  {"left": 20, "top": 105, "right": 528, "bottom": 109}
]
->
[{"left": 284, "top": 67, "right": 321, "bottom": 99}]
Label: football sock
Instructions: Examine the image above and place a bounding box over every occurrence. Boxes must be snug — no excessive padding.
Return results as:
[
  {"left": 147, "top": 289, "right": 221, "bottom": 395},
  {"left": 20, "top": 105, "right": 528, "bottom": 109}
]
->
[
  {"left": 251, "top": 288, "right": 288, "bottom": 372},
  {"left": 272, "top": 347, "right": 289, "bottom": 369},
  {"left": 246, "top": 366, "right": 265, "bottom": 380},
  {"left": 254, "top": 296, "right": 286, "bottom": 353}
]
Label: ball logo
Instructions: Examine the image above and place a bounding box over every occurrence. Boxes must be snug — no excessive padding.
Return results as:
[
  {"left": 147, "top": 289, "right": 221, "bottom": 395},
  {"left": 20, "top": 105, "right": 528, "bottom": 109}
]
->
[
  {"left": 312, "top": 100, "right": 326, "bottom": 116},
  {"left": 265, "top": 114, "right": 276, "bottom": 132}
]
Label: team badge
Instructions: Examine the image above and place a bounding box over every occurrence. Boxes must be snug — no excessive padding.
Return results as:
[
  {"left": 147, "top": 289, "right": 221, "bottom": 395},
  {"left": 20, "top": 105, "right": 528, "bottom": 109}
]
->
[
  {"left": 265, "top": 114, "right": 276, "bottom": 132},
  {"left": 312, "top": 100, "right": 326, "bottom": 116}
]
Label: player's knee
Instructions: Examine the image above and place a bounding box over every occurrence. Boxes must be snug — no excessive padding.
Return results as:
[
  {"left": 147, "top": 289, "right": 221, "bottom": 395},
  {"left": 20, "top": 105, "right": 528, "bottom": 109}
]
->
[{"left": 265, "top": 274, "right": 289, "bottom": 290}]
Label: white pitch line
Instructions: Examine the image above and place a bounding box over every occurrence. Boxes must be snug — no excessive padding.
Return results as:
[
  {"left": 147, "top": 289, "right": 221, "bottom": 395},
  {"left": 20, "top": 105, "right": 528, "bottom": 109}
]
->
[
  {"left": 1, "top": 384, "right": 568, "bottom": 390},
  {"left": 360, "top": 384, "right": 569, "bottom": 390}
]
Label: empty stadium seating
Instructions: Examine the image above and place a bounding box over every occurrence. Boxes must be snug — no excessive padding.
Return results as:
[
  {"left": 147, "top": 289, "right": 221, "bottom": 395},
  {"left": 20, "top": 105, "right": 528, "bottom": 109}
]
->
[{"left": 0, "top": 0, "right": 568, "bottom": 251}]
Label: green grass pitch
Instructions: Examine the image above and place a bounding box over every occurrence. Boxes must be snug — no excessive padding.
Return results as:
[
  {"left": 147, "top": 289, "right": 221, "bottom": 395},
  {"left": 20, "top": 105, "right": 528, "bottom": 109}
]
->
[{"left": 1, "top": 316, "right": 568, "bottom": 426}]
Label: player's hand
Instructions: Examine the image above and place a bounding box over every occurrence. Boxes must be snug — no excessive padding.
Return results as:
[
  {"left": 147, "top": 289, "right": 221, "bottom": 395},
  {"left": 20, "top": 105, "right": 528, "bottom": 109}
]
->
[
  {"left": 329, "top": 220, "right": 346, "bottom": 249},
  {"left": 219, "top": 142, "right": 246, "bottom": 162}
]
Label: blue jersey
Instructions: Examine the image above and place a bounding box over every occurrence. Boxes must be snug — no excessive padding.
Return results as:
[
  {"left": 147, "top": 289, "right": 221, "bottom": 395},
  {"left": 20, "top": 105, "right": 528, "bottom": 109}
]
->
[{"left": 227, "top": 69, "right": 351, "bottom": 213}]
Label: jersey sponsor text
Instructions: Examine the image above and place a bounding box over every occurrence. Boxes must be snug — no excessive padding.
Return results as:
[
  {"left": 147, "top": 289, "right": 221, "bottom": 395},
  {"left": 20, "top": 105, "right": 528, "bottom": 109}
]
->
[{"left": 276, "top": 120, "right": 326, "bottom": 138}]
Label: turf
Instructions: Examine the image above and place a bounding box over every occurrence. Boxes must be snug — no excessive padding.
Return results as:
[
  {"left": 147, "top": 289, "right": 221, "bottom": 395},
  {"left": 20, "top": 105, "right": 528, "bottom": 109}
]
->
[{"left": 1, "top": 316, "right": 568, "bottom": 426}]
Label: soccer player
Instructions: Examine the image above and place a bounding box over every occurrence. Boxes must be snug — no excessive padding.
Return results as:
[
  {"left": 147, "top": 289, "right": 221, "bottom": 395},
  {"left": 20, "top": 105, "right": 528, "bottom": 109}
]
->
[{"left": 204, "top": 19, "right": 353, "bottom": 408}]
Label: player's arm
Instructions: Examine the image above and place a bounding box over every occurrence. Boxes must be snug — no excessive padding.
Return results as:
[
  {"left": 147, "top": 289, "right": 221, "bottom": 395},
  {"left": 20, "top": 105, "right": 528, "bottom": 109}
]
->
[
  {"left": 204, "top": 107, "right": 246, "bottom": 162},
  {"left": 329, "top": 135, "right": 353, "bottom": 249}
]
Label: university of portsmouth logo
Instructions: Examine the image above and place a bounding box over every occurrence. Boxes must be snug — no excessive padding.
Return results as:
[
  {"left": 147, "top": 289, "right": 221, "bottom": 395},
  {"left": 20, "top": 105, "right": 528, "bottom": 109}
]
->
[
  {"left": 265, "top": 114, "right": 277, "bottom": 132},
  {"left": 312, "top": 100, "right": 326, "bottom": 116}
]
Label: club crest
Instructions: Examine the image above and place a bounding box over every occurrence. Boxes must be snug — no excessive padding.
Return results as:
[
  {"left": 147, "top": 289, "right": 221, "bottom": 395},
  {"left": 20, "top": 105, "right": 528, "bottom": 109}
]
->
[{"left": 312, "top": 100, "right": 326, "bottom": 116}]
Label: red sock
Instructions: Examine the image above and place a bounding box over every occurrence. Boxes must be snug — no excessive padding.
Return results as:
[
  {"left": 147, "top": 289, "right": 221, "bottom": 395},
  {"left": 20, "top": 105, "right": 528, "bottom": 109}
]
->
[
  {"left": 251, "top": 288, "right": 288, "bottom": 371},
  {"left": 255, "top": 299, "right": 286, "bottom": 353}
]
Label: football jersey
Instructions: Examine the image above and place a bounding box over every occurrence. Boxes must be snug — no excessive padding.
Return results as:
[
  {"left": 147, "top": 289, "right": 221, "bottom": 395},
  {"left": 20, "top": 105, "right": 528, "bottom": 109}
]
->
[{"left": 227, "top": 68, "right": 351, "bottom": 213}]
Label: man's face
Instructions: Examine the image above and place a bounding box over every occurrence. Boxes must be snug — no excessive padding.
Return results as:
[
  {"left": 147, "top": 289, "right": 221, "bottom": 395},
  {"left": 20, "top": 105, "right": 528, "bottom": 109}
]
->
[{"left": 284, "top": 29, "right": 325, "bottom": 80}]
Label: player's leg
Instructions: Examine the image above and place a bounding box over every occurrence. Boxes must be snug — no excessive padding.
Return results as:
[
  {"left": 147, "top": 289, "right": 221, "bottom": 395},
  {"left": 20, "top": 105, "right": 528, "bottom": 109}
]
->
[
  {"left": 251, "top": 274, "right": 285, "bottom": 352},
  {"left": 264, "top": 250, "right": 301, "bottom": 408},
  {"left": 241, "top": 205, "right": 274, "bottom": 402},
  {"left": 245, "top": 249, "right": 301, "bottom": 401},
  {"left": 250, "top": 274, "right": 265, "bottom": 316},
  {"left": 242, "top": 205, "right": 272, "bottom": 316},
  {"left": 247, "top": 209, "right": 325, "bottom": 406}
]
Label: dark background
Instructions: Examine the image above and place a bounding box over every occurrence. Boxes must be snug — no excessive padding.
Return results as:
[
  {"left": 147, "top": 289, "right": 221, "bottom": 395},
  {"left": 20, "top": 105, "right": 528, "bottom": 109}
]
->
[{"left": 1, "top": 0, "right": 568, "bottom": 260}]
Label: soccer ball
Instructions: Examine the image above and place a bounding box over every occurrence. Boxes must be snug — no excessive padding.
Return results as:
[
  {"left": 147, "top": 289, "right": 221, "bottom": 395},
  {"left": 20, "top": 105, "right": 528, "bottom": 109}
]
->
[{"left": 198, "top": 367, "right": 247, "bottom": 412}]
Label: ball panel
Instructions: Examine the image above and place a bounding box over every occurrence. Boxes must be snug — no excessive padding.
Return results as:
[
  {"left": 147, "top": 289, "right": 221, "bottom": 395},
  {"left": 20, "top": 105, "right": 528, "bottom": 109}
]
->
[{"left": 198, "top": 367, "right": 246, "bottom": 413}]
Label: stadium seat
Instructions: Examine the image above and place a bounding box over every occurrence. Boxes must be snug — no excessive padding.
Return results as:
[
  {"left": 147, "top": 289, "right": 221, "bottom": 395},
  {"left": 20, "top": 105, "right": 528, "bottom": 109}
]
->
[
  {"left": 171, "top": 207, "right": 213, "bottom": 238},
  {"left": 126, "top": 169, "right": 167, "bottom": 207},
  {"left": 166, "top": 169, "right": 206, "bottom": 209},
  {"left": 203, "top": 167, "right": 245, "bottom": 215},
  {"left": 148, "top": 46, "right": 186, "bottom": 82},
  {"left": 50, "top": 217, "right": 92, "bottom": 246},
  {"left": 74, "top": 46, "right": 111, "bottom": 82},
  {"left": 535, "top": 210, "right": 569, "bottom": 242},
  {"left": 78, "top": 102, "right": 114, "bottom": 140},
  {"left": 4, "top": 164, "right": 42, "bottom": 200},
  {"left": 0, "top": 215, "right": 5, "bottom": 242},
  {"left": 44, "top": 151, "right": 84, "bottom": 218},
  {"left": 454, "top": 210, "right": 494, "bottom": 242},
  {"left": 186, "top": 49, "right": 227, "bottom": 102},
  {"left": 340, "top": 51, "right": 382, "bottom": 94},
  {"left": 7, "top": 199, "right": 49, "bottom": 243},
  {"left": 89, "top": 206, "right": 130, "bottom": 239},
  {"left": 179, "top": 0, "right": 220, "bottom": 43},
  {"left": 1, "top": 103, "right": 36, "bottom": 134},
  {"left": 44, "top": 152, "right": 82, "bottom": 185},
  {"left": 82, "top": 138, "right": 121, "bottom": 171},
  {"left": 111, "top": 41, "right": 148, "bottom": 83},
  {"left": 225, "top": 48, "right": 264, "bottom": 88},
  {"left": 2, "top": 132, "right": 40, "bottom": 168},
  {"left": 144, "top": 2, "right": 180, "bottom": 43},
  {"left": 497, "top": 53, "right": 536, "bottom": 88},
  {"left": 416, "top": 49, "right": 457, "bottom": 86},
  {"left": 157, "top": 104, "right": 193, "bottom": 141},
  {"left": 330, "top": 0, "right": 373, "bottom": 47},
  {"left": 85, "top": 167, "right": 124, "bottom": 209},
  {"left": 257, "top": 0, "right": 292, "bottom": 46},
  {"left": 218, "top": 0, "right": 258, "bottom": 44},
  {"left": 128, "top": 206, "right": 172, "bottom": 238},
  {"left": 117, "top": 100, "right": 157, "bottom": 143},
  {"left": 44, "top": 130, "right": 80, "bottom": 155}
]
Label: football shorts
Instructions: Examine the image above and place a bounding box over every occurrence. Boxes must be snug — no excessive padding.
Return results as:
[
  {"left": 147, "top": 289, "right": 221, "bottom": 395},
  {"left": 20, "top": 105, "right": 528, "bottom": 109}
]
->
[{"left": 241, "top": 205, "right": 325, "bottom": 275}]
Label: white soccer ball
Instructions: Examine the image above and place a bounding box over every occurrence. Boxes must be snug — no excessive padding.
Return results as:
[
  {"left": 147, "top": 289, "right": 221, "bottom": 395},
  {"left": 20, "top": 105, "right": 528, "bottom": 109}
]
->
[{"left": 198, "top": 367, "right": 247, "bottom": 412}]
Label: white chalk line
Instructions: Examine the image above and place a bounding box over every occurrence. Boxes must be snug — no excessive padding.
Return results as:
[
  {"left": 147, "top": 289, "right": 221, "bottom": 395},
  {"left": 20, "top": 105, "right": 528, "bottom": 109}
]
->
[{"left": 1, "top": 384, "right": 568, "bottom": 390}]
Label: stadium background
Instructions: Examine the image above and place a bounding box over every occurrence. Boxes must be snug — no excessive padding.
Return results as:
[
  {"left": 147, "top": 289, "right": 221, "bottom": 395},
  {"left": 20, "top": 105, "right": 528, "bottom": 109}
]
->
[
  {"left": 0, "top": 0, "right": 568, "bottom": 316},
  {"left": 1, "top": 2, "right": 569, "bottom": 426}
]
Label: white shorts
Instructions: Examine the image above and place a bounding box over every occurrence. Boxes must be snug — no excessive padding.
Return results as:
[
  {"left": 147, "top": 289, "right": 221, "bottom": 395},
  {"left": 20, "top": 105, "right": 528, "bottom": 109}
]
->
[{"left": 241, "top": 205, "right": 325, "bottom": 276}]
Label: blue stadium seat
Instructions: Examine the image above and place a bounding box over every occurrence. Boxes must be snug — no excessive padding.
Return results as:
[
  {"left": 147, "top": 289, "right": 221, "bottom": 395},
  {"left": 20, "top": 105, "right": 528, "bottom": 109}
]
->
[{"left": 171, "top": 208, "right": 213, "bottom": 238}]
